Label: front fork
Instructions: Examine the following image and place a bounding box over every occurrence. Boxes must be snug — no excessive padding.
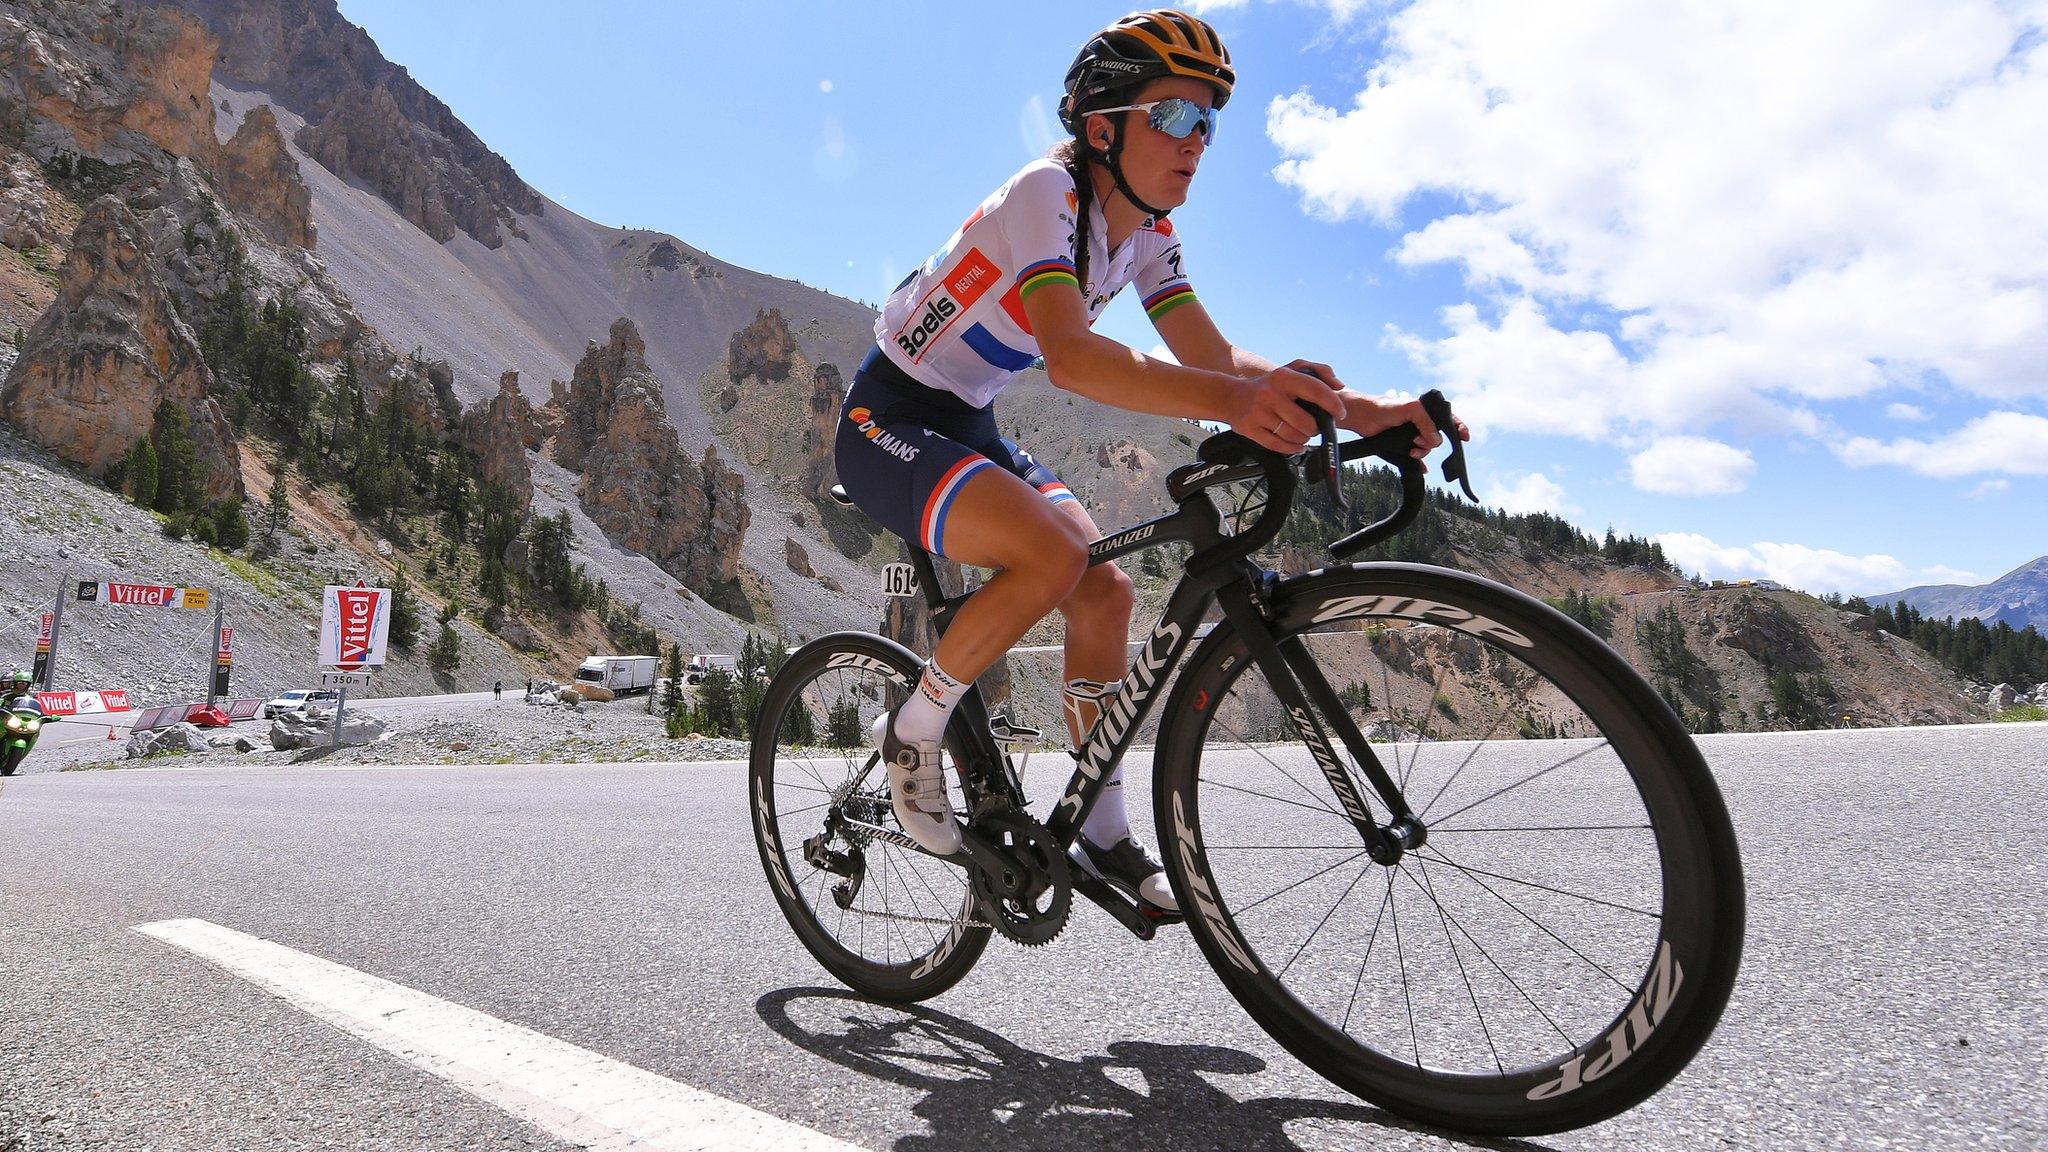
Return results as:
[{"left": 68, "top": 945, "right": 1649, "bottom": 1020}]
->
[{"left": 1215, "top": 573, "right": 1428, "bottom": 866}]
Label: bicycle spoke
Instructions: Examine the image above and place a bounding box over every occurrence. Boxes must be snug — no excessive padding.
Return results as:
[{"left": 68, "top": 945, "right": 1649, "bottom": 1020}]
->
[
  {"left": 1430, "top": 823, "right": 1652, "bottom": 835},
  {"left": 1410, "top": 859, "right": 1503, "bottom": 1074},
  {"left": 1230, "top": 850, "right": 1373, "bottom": 918},
  {"left": 1418, "top": 844, "right": 1660, "bottom": 920},
  {"left": 1395, "top": 859, "right": 1579, "bottom": 1053},
  {"left": 1200, "top": 776, "right": 1351, "bottom": 822},
  {"left": 1277, "top": 860, "right": 1379, "bottom": 980},
  {"left": 1391, "top": 877, "right": 1420, "bottom": 1068},
  {"left": 1419, "top": 844, "right": 1640, "bottom": 995},
  {"left": 1210, "top": 714, "right": 1352, "bottom": 818},
  {"left": 1424, "top": 739, "right": 1612, "bottom": 824},
  {"left": 1341, "top": 870, "right": 1396, "bottom": 1033},
  {"left": 1414, "top": 669, "right": 1534, "bottom": 819}
]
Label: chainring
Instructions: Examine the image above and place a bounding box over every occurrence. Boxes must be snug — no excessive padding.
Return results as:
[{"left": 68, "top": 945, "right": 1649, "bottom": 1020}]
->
[{"left": 967, "top": 811, "right": 1072, "bottom": 946}]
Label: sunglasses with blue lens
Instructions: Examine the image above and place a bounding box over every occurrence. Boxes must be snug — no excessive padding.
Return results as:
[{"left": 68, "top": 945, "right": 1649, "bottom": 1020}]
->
[{"left": 1091, "top": 97, "right": 1218, "bottom": 143}]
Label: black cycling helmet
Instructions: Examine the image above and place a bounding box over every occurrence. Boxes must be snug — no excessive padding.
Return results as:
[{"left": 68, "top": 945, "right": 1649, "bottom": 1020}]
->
[
  {"left": 1060, "top": 10, "right": 1235, "bottom": 220},
  {"left": 1061, "top": 9, "right": 1235, "bottom": 134}
]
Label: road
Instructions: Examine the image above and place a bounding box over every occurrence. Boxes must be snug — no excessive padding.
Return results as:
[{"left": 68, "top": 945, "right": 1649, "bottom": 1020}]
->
[
  {"left": 1, "top": 724, "right": 2042, "bottom": 1150},
  {"left": 35, "top": 691, "right": 501, "bottom": 764}
]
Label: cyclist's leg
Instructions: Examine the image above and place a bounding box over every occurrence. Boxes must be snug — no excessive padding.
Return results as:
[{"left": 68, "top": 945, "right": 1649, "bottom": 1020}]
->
[
  {"left": 925, "top": 468, "right": 1090, "bottom": 681},
  {"left": 992, "top": 443, "right": 1169, "bottom": 906}
]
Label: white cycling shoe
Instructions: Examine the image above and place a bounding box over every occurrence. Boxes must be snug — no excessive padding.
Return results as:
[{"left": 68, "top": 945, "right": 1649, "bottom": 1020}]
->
[{"left": 872, "top": 710, "right": 962, "bottom": 856}]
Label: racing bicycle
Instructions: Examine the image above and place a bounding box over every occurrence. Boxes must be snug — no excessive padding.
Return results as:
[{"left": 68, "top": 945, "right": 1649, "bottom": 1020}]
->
[{"left": 749, "top": 392, "right": 1745, "bottom": 1136}]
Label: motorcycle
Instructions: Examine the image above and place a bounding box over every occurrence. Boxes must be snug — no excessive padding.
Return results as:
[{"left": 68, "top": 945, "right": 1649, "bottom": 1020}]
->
[{"left": 1, "top": 701, "right": 57, "bottom": 775}]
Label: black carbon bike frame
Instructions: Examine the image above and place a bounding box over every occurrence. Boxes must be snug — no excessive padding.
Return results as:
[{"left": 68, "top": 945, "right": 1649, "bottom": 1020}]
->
[{"left": 893, "top": 399, "right": 1470, "bottom": 938}]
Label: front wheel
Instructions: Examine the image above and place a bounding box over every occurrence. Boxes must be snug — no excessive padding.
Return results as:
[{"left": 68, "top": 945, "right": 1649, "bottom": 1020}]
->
[
  {"left": 0, "top": 746, "right": 21, "bottom": 775},
  {"left": 1154, "top": 564, "right": 1744, "bottom": 1135},
  {"left": 750, "top": 632, "right": 991, "bottom": 1003}
]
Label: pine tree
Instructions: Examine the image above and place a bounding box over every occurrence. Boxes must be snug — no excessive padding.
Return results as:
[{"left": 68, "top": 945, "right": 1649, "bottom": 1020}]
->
[
  {"left": 125, "top": 435, "right": 158, "bottom": 507},
  {"left": 388, "top": 565, "right": 422, "bottom": 651},
  {"left": 426, "top": 602, "right": 461, "bottom": 673},
  {"left": 826, "top": 698, "right": 864, "bottom": 747},
  {"left": 697, "top": 667, "right": 740, "bottom": 738},
  {"left": 266, "top": 461, "right": 290, "bottom": 540}
]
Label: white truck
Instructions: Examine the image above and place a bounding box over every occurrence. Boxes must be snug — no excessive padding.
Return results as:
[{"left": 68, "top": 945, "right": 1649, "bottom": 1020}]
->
[
  {"left": 685, "top": 653, "right": 737, "bottom": 684},
  {"left": 575, "top": 655, "right": 658, "bottom": 695}
]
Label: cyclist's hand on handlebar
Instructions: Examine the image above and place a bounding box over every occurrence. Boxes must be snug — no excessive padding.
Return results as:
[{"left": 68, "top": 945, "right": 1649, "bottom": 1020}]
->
[
  {"left": 1228, "top": 364, "right": 1347, "bottom": 454},
  {"left": 1342, "top": 394, "right": 1471, "bottom": 459}
]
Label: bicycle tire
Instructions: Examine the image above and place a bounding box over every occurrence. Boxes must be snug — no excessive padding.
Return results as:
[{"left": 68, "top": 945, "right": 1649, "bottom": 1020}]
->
[
  {"left": 751, "top": 631, "right": 991, "bottom": 1003},
  {"left": 1153, "top": 564, "right": 1744, "bottom": 1135}
]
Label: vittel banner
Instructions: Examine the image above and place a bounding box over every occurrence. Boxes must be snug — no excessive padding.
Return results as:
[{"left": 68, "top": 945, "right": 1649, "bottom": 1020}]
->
[
  {"left": 32, "top": 690, "right": 132, "bottom": 716},
  {"left": 74, "top": 581, "right": 210, "bottom": 609},
  {"left": 319, "top": 584, "right": 391, "bottom": 670}
]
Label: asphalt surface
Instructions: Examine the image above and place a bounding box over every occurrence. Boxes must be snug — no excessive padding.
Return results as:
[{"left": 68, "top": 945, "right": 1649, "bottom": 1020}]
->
[
  {"left": 1, "top": 723, "right": 2043, "bottom": 1151},
  {"left": 31, "top": 692, "right": 500, "bottom": 769}
]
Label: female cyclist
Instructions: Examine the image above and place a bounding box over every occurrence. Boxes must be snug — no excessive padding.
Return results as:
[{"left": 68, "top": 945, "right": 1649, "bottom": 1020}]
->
[{"left": 835, "top": 9, "right": 1463, "bottom": 911}]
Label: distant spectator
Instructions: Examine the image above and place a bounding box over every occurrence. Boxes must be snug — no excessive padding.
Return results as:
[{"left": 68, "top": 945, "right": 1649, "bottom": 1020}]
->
[{"left": 493, "top": 680, "right": 503, "bottom": 701}]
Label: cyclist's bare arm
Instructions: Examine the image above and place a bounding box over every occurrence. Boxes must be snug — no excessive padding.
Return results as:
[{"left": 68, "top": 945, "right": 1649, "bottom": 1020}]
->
[
  {"left": 1023, "top": 282, "right": 1341, "bottom": 455},
  {"left": 1153, "top": 297, "right": 1470, "bottom": 459}
]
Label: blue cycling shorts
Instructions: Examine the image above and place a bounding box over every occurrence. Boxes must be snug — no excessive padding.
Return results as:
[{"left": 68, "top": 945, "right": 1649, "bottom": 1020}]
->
[{"left": 834, "top": 346, "right": 1077, "bottom": 559}]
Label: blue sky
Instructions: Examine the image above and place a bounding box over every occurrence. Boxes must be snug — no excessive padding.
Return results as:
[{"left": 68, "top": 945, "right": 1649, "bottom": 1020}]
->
[{"left": 333, "top": 0, "right": 2047, "bottom": 597}]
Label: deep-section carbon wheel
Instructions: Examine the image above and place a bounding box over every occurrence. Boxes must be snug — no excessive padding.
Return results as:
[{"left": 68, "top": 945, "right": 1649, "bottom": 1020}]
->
[
  {"left": 750, "top": 631, "right": 990, "bottom": 1003},
  {"left": 1154, "top": 564, "right": 1745, "bottom": 1135}
]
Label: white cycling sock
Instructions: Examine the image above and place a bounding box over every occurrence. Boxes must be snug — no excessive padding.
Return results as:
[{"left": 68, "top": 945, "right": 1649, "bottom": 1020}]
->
[
  {"left": 893, "top": 657, "right": 969, "bottom": 745},
  {"left": 1066, "top": 677, "right": 1132, "bottom": 846}
]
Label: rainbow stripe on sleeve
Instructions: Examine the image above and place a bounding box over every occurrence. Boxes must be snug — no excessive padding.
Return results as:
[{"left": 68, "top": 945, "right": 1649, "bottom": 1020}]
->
[
  {"left": 1143, "top": 282, "right": 1197, "bottom": 321},
  {"left": 1016, "top": 258, "right": 1080, "bottom": 300}
]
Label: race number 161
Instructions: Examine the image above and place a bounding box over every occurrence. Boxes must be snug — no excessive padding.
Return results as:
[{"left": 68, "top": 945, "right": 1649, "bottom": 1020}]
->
[{"left": 881, "top": 563, "right": 919, "bottom": 597}]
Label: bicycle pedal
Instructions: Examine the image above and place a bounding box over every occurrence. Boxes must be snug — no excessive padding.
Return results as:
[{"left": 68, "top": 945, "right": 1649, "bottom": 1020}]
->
[{"left": 1137, "top": 902, "right": 1184, "bottom": 927}]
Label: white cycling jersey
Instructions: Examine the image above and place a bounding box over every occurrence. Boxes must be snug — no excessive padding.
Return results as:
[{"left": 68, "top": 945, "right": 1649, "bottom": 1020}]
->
[{"left": 874, "top": 158, "right": 1198, "bottom": 410}]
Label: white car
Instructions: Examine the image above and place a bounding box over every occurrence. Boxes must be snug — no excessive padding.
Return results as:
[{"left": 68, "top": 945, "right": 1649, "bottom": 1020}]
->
[{"left": 262, "top": 689, "right": 339, "bottom": 719}]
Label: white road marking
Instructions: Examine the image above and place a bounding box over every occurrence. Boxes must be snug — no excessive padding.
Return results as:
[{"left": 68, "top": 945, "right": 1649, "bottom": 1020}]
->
[{"left": 133, "top": 918, "right": 863, "bottom": 1151}]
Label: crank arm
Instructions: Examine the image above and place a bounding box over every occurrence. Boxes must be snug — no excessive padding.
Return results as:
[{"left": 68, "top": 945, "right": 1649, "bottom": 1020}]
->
[
  {"left": 1064, "top": 844, "right": 1180, "bottom": 941},
  {"left": 832, "top": 816, "right": 1017, "bottom": 881}
]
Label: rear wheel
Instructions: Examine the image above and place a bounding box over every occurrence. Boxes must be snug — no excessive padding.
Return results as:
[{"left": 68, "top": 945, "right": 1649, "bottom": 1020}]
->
[
  {"left": 1154, "top": 564, "right": 1744, "bottom": 1135},
  {"left": 750, "top": 632, "right": 991, "bottom": 1003}
]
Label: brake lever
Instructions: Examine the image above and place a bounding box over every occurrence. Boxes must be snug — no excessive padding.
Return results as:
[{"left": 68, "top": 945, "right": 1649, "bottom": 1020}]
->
[
  {"left": 1419, "top": 390, "right": 1477, "bottom": 502},
  {"left": 1295, "top": 399, "right": 1346, "bottom": 511}
]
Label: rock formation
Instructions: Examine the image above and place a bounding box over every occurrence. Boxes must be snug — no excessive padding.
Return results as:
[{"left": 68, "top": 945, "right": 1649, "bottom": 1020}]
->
[
  {"left": 165, "top": 0, "right": 542, "bottom": 248},
  {"left": 728, "top": 307, "right": 796, "bottom": 383},
  {"left": 460, "top": 369, "right": 533, "bottom": 510},
  {"left": 0, "top": 4, "right": 220, "bottom": 166},
  {"left": 555, "top": 318, "right": 749, "bottom": 609},
  {"left": 801, "top": 361, "right": 841, "bottom": 503},
  {"left": 214, "top": 105, "right": 312, "bottom": 248},
  {"left": 1, "top": 195, "right": 239, "bottom": 499},
  {"left": 0, "top": 152, "right": 56, "bottom": 250}
]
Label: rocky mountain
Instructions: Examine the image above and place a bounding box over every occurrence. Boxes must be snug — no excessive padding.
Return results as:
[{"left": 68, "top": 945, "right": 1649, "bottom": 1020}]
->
[
  {"left": 1870, "top": 555, "right": 2048, "bottom": 632},
  {"left": 2, "top": 194, "right": 240, "bottom": 500},
  {"left": 550, "top": 318, "right": 750, "bottom": 616},
  {"left": 0, "top": 0, "right": 1996, "bottom": 738}
]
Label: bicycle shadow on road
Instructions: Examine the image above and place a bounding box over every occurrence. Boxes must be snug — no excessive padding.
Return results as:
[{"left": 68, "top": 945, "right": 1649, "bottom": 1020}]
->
[{"left": 757, "top": 987, "right": 1562, "bottom": 1152}]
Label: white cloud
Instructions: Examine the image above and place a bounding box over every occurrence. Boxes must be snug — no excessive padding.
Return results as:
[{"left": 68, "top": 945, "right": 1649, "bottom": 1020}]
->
[
  {"left": 1148, "top": 343, "right": 1181, "bottom": 365},
  {"left": 1832, "top": 411, "right": 2048, "bottom": 478},
  {"left": 1969, "top": 478, "right": 2011, "bottom": 498},
  {"left": 1020, "top": 94, "right": 1061, "bottom": 158},
  {"left": 1627, "top": 436, "right": 1755, "bottom": 496},
  {"left": 1269, "top": 0, "right": 2048, "bottom": 453},
  {"left": 1490, "top": 472, "right": 1575, "bottom": 516},
  {"left": 1654, "top": 532, "right": 1979, "bottom": 596},
  {"left": 819, "top": 79, "right": 834, "bottom": 94},
  {"left": 1884, "top": 403, "right": 1930, "bottom": 422}
]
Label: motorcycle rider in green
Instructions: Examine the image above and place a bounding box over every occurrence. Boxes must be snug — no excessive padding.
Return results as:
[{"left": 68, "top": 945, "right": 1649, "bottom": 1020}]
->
[
  {"left": 4, "top": 669, "right": 39, "bottom": 712},
  {"left": 843, "top": 10, "right": 1464, "bottom": 911}
]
